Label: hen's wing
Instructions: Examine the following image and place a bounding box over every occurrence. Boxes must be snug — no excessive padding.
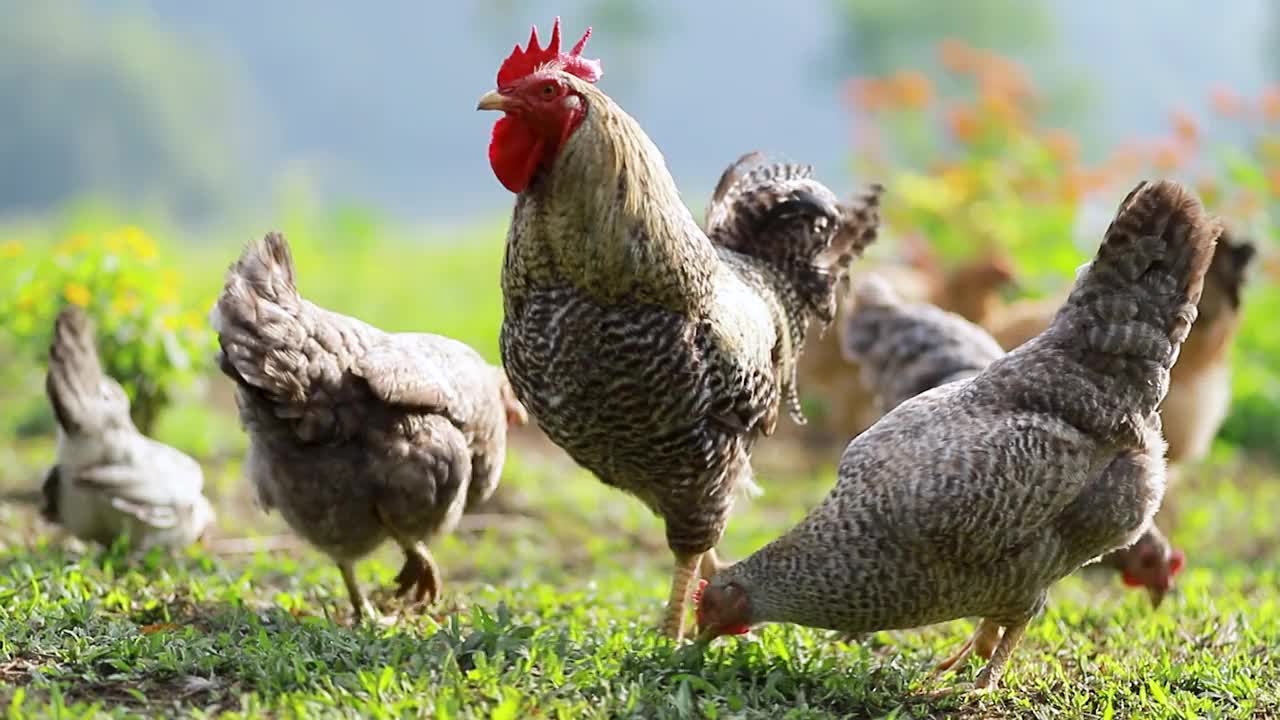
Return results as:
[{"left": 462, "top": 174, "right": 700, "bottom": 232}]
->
[
  {"left": 68, "top": 436, "right": 206, "bottom": 527},
  {"left": 839, "top": 181, "right": 1220, "bottom": 565}
]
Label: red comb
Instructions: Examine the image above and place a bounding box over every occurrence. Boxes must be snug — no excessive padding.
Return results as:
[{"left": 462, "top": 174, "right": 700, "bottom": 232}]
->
[{"left": 497, "top": 17, "right": 603, "bottom": 89}]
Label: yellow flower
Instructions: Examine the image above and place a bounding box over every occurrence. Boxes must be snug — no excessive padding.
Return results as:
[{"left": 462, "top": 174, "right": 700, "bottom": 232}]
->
[
  {"left": 111, "top": 293, "right": 139, "bottom": 315},
  {"left": 181, "top": 309, "right": 205, "bottom": 331},
  {"left": 56, "top": 232, "right": 91, "bottom": 258},
  {"left": 64, "top": 282, "right": 91, "bottom": 307},
  {"left": 0, "top": 240, "right": 22, "bottom": 259},
  {"left": 104, "top": 229, "right": 126, "bottom": 254},
  {"left": 121, "top": 225, "right": 157, "bottom": 261}
]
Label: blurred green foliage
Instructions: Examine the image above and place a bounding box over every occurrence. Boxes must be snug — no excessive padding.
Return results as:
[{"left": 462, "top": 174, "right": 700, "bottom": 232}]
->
[
  {"left": 0, "top": 209, "right": 214, "bottom": 434},
  {"left": 846, "top": 40, "right": 1280, "bottom": 460}
]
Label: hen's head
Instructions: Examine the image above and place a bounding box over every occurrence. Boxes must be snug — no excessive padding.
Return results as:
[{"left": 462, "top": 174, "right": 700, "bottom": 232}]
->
[
  {"left": 477, "top": 18, "right": 603, "bottom": 193},
  {"left": 693, "top": 578, "right": 754, "bottom": 643},
  {"left": 1115, "top": 534, "right": 1186, "bottom": 608}
]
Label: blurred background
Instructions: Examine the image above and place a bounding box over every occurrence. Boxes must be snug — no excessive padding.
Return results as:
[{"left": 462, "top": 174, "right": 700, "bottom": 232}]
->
[{"left": 1, "top": 0, "right": 1277, "bottom": 482}]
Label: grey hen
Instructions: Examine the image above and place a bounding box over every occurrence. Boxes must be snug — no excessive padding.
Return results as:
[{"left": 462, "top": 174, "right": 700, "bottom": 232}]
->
[
  {"left": 696, "top": 180, "right": 1220, "bottom": 691},
  {"left": 211, "top": 232, "right": 526, "bottom": 622},
  {"left": 839, "top": 273, "right": 1005, "bottom": 415},
  {"left": 841, "top": 274, "right": 1186, "bottom": 608},
  {"left": 42, "top": 306, "right": 214, "bottom": 550}
]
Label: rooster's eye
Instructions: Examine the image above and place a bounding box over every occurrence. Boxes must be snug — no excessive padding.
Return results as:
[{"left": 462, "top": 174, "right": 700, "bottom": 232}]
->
[{"left": 541, "top": 83, "right": 558, "bottom": 98}]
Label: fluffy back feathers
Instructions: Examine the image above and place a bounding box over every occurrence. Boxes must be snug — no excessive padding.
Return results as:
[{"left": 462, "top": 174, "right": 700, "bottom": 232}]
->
[{"left": 705, "top": 152, "right": 884, "bottom": 325}]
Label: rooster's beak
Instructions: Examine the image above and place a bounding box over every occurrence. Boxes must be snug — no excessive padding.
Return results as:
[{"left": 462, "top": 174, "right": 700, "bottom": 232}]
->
[{"left": 476, "top": 90, "right": 509, "bottom": 112}]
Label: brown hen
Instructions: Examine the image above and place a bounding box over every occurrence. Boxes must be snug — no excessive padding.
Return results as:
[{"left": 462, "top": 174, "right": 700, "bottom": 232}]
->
[{"left": 212, "top": 232, "right": 526, "bottom": 622}]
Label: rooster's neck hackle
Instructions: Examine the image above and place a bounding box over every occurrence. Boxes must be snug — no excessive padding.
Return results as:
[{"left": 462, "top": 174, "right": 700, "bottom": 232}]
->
[{"left": 503, "top": 77, "right": 717, "bottom": 311}]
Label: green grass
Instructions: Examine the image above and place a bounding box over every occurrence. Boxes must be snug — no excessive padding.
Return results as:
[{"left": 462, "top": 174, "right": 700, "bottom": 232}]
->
[
  {"left": 2, "top": 216, "right": 1279, "bottom": 717},
  {"left": 1, "top": 431, "right": 1278, "bottom": 719}
]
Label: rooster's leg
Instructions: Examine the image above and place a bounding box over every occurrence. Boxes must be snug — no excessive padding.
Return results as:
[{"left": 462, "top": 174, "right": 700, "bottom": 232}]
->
[
  {"left": 662, "top": 552, "right": 701, "bottom": 640},
  {"left": 338, "top": 560, "right": 381, "bottom": 624},
  {"left": 391, "top": 541, "right": 441, "bottom": 605},
  {"left": 973, "top": 622, "right": 1026, "bottom": 691},
  {"left": 934, "top": 618, "right": 1001, "bottom": 673}
]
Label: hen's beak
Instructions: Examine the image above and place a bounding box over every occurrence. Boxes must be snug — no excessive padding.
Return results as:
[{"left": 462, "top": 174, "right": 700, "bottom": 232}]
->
[
  {"left": 1147, "top": 585, "right": 1167, "bottom": 609},
  {"left": 476, "top": 90, "right": 509, "bottom": 112}
]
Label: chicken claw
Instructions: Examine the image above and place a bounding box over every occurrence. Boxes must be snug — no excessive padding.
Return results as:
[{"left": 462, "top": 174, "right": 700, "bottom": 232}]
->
[
  {"left": 339, "top": 560, "right": 386, "bottom": 626},
  {"left": 973, "top": 622, "right": 1026, "bottom": 690},
  {"left": 933, "top": 618, "right": 1001, "bottom": 674},
  {"left": 393, "top": 541, "right": 442, "bottom": 606}
]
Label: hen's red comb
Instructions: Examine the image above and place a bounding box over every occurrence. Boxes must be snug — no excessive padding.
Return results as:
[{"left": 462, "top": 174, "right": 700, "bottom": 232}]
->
[{"left": 497, "top": 17, "right": 603, "bottom": 89}]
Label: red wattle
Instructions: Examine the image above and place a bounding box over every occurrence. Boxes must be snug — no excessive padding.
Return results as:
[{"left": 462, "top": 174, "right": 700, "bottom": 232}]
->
[
  {"left": 489, "top": 116, "right": 545, "bottom": 193},
  {"left": 1121, "top": 571, "right": 1144, "bottom": 588},
  {"left": 1169, "top": 550, "right": 1185, "bottom": 575}
]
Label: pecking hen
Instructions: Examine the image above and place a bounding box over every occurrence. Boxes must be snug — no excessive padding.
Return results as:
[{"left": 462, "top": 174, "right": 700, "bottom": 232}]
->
[
  {"left": 42, "top": 306, "right": 214, "bottom": 550},
  {"left": 695, "top": 180, "right": 1220, "bottom": 690},
  {"left": 211, "top": 232, "right": 527, "bottom": 623},
  {"left": 476, "top": 19, "right": 882, "bottom": 639},
  {"left": 841, "top": 273, "right": 1185, "bottom": 607}
]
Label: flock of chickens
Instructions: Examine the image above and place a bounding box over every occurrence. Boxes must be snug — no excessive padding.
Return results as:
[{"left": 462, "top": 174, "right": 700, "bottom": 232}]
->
[{"left": 35, "top": 19, "right": 1258, "bottom": 693}]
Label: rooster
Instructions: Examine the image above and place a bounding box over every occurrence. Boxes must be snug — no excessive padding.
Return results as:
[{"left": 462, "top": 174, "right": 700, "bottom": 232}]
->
[
  {"left": 695, "top": 181, "right": 1220, "bottom": 690},
  {"left": 476, "top": 19, "right": 882, "bottom": 639},
  {"left": 212, "top": 232, "right": 527, "bottom": 623}
]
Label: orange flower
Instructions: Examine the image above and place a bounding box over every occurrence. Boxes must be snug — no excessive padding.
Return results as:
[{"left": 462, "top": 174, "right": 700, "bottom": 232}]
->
[
  {"left": 1150, "top": 141, "right": 1183, "bottom": 172},
  {"left": 1042, "top": 129, "right": 1079, "bottom": 166},
  {"left": 938, "top": 39, "right": 977, "bottom": 73},
  {"left": 845, "top": 78, "right": 888, "bottom": 113},
  {"left": 945, "top": 104, "right": 980, "bottom": 143},
  {"left": 979, "top": 88, "right": 1020, "bottom": 128},
  {"left": 1211, "top": 87, "right": 1242, "bottom": 117},
  {"left": 1170, "top": 110, "right": 1199, "bottom": 146},
  {"left": 1261, "top": 86, "right": 1280, "bottom": 122},
  {"left": 890, "top": 70, "right": 933, "bottom": 110}
]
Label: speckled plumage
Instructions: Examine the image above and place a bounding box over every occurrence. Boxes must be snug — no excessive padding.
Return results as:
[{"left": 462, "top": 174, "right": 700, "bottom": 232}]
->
[
  {"left": 497, "top": 74, "right": 881, "bottom": 637},
  {"left": 840, "top": 273, "right": 1005, "bottom": 414},
  {"left": 838, "top": 272, "right": 1183, "bottom": 607},
  {"left": 212, "top": 232, "right": 523, "bottom": 621},
  {"left": 42, "top": 306, "right": 213, "bottom": 551},
  {"left": 702, "top": 180, "right": 1221, "bottom": 688}
]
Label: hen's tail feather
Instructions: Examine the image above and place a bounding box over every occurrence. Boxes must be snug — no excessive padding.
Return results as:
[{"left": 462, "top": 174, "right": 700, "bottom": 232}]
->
[
  {"left": 46, "top": 306, "right": 105, "bottom": 434},
  {"left": 704, "top": 152, "right": 883, "bottom": 325},
  {"left": 211, "top": 232, "right": 311, "bottom": 403},
  {"left": 1050, "top": 180, "right": 1221, "bottom": 417}
]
